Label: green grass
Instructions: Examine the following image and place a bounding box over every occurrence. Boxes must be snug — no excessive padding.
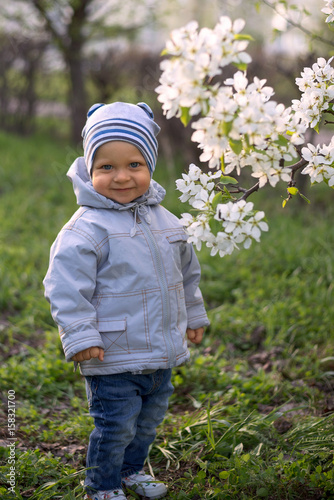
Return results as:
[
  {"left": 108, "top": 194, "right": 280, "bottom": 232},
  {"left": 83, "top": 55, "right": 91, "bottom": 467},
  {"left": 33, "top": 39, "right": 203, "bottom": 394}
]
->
[{"left": 0, "top": 131, "right": 334, "bottom": 499}]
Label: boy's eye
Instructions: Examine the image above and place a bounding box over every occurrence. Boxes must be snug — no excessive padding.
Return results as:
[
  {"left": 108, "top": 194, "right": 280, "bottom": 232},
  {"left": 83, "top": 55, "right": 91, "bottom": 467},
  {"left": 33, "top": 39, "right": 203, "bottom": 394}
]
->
[
  {"left": 130, "top": 162, "right": 140, "bottom": 168},
  {"left": 102, "top": 165, "right": 112, "bottom": 170}
]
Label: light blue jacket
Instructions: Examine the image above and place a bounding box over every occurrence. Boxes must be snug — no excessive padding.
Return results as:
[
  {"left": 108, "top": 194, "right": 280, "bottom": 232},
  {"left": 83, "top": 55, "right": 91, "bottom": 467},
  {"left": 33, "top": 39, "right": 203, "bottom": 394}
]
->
[{"left": 43, "top": 157, "right": 209, "bottom": 376}]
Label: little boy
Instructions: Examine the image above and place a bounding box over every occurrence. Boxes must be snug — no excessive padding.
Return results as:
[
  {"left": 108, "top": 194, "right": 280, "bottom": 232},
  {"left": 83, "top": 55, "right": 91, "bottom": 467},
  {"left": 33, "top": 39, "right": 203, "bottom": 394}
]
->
[{"left": 43, "top": 102, "right": 209, "bottom": 500}]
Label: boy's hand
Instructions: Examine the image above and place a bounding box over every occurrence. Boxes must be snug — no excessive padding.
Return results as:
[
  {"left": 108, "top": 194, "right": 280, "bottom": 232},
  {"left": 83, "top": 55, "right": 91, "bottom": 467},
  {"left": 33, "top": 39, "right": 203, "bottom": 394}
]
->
[
  {"left": 186, "top": 327, "right": 204, "bottom": 344},
  {"left": 72, "top": 347, "right": 104, "bottom": 362}
]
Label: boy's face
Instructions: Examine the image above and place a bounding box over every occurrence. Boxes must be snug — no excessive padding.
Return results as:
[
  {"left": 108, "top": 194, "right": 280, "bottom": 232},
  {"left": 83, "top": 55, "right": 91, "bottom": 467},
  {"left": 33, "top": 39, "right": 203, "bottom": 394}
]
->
[{"left": 92, "top": 141, "right": 151, "bottom": 204}]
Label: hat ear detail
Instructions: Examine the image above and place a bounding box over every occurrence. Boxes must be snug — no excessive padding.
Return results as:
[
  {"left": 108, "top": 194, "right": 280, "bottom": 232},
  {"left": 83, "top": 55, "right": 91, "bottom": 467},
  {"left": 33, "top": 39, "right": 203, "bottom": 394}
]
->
[
  {"left": 137, "top": 102, "right": 154, "bottom": 119},
  {"left": 87, "top": 103, "right": 105, "bottom": 118}
]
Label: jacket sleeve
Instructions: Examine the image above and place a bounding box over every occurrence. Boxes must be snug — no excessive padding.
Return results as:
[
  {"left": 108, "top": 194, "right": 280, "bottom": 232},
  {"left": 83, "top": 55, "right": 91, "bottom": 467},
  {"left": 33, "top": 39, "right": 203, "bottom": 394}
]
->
[
  {"left": 181, "top": 241, "right": 210, "bottom": 329},
  {"left": 43, "top": 228, "right": 105, "bottom": 362}
]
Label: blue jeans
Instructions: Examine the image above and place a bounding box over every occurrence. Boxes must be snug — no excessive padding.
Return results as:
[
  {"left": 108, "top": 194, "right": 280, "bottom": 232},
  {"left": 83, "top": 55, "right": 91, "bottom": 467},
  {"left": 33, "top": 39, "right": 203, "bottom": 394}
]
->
[{"left": 84, "top": 369, "right": 174, "bottom": 493}]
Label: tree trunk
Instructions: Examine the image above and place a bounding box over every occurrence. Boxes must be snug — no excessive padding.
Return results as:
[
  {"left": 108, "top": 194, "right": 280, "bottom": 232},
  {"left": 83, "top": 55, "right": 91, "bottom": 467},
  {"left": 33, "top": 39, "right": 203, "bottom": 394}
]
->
[
  {"left": 31, "top": 0, "right": 92, "bottom": 144},
  {"left": 65, "top": 1, "right": 92, "bottom": 145},
  {"left": 66, "top": 51, "right": 87, "bottom": 145}
]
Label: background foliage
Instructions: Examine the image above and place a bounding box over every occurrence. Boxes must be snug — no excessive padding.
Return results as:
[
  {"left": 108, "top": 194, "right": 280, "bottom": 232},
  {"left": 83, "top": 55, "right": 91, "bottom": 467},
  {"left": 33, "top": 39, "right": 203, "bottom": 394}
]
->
[{"left": 0, "top": 131, "right": 333, "bottom": 498}]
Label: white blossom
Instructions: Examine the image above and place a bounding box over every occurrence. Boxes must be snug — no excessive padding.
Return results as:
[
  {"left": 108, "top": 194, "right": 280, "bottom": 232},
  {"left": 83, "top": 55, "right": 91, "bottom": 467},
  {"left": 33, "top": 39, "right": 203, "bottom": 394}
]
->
[
  {"left": 179, "top": 212, "right": 214, "bottom": 252},
  {"left": 292, "top": 57, "right": 334, "bottom": 129},
  {"left": 301, "top": 138, "right": 334, "bottom": 186},
  {"left": 175, "top": 167, "right": 269, "bottom": 257},
  {"left": 322, "top": 0, "right": 334, "bottom": 23},
  {"left": 156, "top": 16, "right": 252, "bottom": 120}
]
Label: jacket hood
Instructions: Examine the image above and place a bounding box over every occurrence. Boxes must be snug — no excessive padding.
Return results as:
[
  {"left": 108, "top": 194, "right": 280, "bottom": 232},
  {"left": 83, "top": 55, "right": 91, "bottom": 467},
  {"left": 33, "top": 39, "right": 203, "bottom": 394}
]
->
[{"left": 66, "top": 156, "right": 166, "bottom": 210}]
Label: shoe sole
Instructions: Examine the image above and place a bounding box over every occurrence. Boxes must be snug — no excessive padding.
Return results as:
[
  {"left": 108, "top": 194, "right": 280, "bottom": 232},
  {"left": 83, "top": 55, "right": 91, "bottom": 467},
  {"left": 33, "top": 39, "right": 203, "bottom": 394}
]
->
[{"left": 124, "top": 487, "right": 167, "bottom": 499}]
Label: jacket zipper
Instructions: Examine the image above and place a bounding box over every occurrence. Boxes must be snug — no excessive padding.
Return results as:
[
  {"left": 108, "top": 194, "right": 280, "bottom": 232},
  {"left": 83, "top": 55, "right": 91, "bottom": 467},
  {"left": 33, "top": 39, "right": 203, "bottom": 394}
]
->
[{"left": 139, "top": 215, "right": 176, "bottom": 366}]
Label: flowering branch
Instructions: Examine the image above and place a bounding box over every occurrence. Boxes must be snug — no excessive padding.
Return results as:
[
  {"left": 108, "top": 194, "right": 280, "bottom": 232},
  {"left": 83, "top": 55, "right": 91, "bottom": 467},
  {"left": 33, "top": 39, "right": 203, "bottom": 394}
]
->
[
  {"left": 239, "top": 182, "right": 261, "bottom": 201},
  {"left": 156, "top": 2, "right": 334, "bottom": 257},
  {"left": 289, "top": 157, "right": 308, "bottom": 173}
]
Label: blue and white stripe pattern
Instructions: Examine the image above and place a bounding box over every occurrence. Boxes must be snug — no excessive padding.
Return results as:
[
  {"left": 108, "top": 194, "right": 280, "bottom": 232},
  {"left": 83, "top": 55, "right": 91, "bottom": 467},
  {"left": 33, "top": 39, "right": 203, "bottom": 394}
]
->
[{"left": 82, "top": 102, "right": 160, "bottom": 177}]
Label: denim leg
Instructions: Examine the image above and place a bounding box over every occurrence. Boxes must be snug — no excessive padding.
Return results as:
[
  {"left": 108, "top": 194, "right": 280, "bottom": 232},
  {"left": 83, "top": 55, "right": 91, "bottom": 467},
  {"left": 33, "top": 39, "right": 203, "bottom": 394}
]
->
[
  {"left": 121, "top": 369, "right": 174, "bottom": 476},
  {"left": 84, "top": 370, "right": 174, "bottom": 493},
  {"left": 84, "top": 375, "right": 143, "bottom": 492}
]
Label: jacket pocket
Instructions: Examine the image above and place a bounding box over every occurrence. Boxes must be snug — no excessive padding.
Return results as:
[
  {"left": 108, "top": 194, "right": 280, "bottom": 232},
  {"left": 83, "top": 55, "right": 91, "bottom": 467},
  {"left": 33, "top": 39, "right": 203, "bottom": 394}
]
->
[
  {"left": 166, "top": 232, "right": 189, "bottom": 244},
  {"left": 96, "top": 292, "right": 153, "bottom": 354},
  {"left": 166, "top": 232, "right": 189, "bottom": 284},
  {"left": 98, "top": 318, "right": 129, "bottom": 354}
]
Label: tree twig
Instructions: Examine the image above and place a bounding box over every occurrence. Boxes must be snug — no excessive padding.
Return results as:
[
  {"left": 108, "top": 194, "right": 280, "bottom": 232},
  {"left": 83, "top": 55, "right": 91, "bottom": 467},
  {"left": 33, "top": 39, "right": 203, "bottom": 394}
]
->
[{"left": 261, "top": 0, "right": 334, "bottom": 48}]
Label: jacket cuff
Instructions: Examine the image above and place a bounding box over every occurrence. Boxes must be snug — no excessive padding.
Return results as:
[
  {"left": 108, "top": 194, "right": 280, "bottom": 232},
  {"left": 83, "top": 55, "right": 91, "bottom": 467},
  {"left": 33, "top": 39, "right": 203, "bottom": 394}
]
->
[
  {"left": 186, "top": 303, "right": 210, "bottom": 330},
  {"left": 62, "top": 330, "right": 105, "bottom": 362}
]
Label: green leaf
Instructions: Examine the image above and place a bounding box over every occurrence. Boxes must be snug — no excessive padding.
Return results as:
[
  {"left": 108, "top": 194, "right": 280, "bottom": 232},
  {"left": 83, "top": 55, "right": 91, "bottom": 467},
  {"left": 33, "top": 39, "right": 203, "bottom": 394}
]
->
[
  {"left": 287, "top": 187, "right": 299, "bottom": 195},
  {"left": 220, "top": 175, "right": 238, "bottom": 185},
  {"left": 222, "top": 186, "right": 234, "bottom": 199},
  {"left": 221, "top": 154, "right": 225, "bottom": 173},
  {"left": 212, "top": 192, "right": 223, "bottom": 209},
  {"left": 229, "top": 138, "right": 243, "bottom": 155},
  {"left": 234, "top": 34, "right": 254, "bottom": 41},
  {"left": 180, "top": 107, "right": 191, "bottom": 127},
  {"left": 232, "top": 61, "right": 248, "bottom": 71},
  {"left": 219, "top": 471, "right": 230, "bottom": 480},
  {"left": 244, "top": 134, "right": 251, "bottom": 151},
  {"left": 197, "top": 459, "right": 208, "bottom": 470},
  {"left": 221, "top": 120, "right": 233, "bottom": 136},
  {"left": 299, "top": 192, "right": 311, "bottom": 204},
  {"left": 209, "top": 218, "right": 222, "bottom": 236},
  {"left": 275, "top": 134, "right": 289, "bottom": 148},
  {"left": 257, "top": 487, "right": 269, "bottom": 497}
]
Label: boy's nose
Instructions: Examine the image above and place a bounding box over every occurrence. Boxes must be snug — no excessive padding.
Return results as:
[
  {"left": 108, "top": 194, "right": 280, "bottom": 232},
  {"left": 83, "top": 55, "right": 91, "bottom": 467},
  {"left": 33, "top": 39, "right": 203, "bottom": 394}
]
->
[{"left": 113, "top": 168, "right": 130, "bottom": 182}]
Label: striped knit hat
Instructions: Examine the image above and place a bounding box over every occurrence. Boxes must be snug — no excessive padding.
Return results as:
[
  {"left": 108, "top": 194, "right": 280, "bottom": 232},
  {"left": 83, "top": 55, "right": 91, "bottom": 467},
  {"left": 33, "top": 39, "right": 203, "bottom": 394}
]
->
[{"left": 82, "top": 102, "right": 160, "bottom": 177}]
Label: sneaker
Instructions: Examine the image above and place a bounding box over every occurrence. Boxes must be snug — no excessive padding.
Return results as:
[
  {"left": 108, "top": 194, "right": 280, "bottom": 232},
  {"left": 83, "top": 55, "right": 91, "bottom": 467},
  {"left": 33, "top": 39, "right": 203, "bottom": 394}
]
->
[
  {"left": 122, "top": 470, "right": 167, "bottom": 499},
  {"left": 84, "top": 489, "right": 127, "bottom": 500}
]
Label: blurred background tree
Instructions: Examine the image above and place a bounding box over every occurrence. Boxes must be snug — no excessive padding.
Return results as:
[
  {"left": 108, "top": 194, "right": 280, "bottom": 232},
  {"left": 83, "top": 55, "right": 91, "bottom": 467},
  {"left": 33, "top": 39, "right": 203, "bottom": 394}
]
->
[
  {"left": 0, "top": 0, "right": 332, "bottom": 164},
  {"left": 0, "top": 0, "right": 158, "bottom": 142}
]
